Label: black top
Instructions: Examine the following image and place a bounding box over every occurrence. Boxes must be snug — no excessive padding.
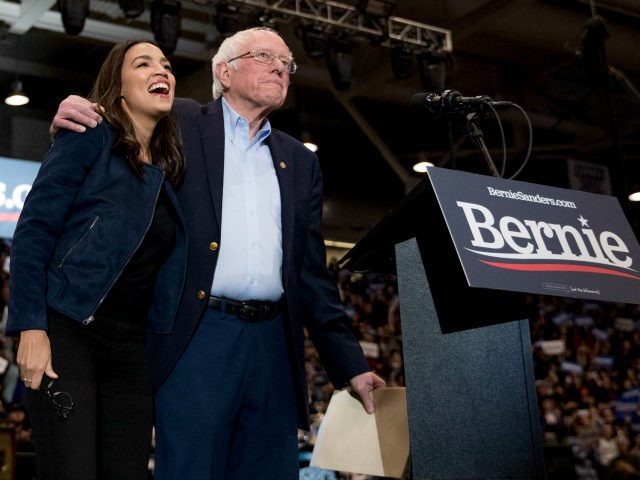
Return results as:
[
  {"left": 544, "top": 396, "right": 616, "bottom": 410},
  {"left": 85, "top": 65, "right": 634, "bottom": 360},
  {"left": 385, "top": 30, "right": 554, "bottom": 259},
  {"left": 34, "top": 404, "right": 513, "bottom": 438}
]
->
[{"left": 93, "top": 186, "right": 177, "bottom": 340}]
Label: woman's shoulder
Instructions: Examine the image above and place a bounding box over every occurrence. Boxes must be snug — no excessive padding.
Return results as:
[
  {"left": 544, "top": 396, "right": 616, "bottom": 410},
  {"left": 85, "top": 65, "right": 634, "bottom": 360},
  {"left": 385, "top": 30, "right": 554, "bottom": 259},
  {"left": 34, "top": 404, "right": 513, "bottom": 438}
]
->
[
  {"left": 44, "top": 119, "right": 116, "bottom": 171},
  {"left": 55, "top": 118, "right": 114, "bottom": 147}
]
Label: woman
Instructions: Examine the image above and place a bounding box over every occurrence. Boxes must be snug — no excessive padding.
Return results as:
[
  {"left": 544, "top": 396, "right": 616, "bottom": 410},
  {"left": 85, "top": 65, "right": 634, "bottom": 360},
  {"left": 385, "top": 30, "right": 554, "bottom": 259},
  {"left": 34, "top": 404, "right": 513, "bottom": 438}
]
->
[{"left": 6, "top": 39, "right": 186, "bottom": 480}]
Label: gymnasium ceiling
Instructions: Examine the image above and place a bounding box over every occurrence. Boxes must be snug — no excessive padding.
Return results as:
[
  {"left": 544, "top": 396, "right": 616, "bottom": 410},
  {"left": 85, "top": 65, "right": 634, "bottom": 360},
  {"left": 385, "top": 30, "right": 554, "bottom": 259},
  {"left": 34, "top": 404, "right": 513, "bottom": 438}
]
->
[{"left": 1, "top": 0, "right": 640, "bottom": 243}]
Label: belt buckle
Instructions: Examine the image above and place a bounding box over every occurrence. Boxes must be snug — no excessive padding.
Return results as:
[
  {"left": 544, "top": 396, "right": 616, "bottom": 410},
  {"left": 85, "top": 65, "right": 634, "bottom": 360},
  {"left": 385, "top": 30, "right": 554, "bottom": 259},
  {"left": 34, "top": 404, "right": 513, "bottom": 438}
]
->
[{"left": 240, "top": 303, "right": 260, "bottom": 322}]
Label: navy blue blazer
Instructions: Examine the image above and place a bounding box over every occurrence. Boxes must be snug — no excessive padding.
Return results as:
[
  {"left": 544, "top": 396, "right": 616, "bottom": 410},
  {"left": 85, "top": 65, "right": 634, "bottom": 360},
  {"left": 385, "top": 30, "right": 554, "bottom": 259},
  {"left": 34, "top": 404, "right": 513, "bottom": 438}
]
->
[
  {"left": 7, "top": 122, "right": 187, "bottom": 336},
  {"left": 148, "top": 98, "right": 369, "bottom": 427}
]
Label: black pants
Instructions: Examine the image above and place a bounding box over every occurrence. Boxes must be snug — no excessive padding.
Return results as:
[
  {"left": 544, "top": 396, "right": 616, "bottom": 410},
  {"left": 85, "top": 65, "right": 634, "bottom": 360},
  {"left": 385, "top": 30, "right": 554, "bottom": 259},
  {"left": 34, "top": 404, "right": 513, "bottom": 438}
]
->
[{"left": 25, "top": 309, "right": 153, "bottom": 480}]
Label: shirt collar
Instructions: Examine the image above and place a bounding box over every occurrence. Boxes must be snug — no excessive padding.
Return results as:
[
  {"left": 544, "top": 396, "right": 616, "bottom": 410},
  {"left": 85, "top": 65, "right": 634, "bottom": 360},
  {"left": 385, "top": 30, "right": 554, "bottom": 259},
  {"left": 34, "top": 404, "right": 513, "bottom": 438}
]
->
[{"left": 221, "top": 97, "right": 272, "bottom": 145}]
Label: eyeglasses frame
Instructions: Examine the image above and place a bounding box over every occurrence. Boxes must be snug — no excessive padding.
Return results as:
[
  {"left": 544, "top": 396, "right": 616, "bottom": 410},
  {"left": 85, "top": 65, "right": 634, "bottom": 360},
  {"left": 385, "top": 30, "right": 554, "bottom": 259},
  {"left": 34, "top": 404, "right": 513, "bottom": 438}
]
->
[{"left": 227, "top": 48, "right": 297, "bottom": 75}]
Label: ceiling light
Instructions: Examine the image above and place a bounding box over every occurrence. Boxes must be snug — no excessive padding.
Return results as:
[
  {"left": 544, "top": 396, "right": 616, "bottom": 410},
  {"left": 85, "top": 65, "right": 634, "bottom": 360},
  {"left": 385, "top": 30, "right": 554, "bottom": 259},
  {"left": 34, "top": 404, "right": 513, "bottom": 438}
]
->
[
  {"left": 303, "top": 141, "right": 318, "bottom": 153},
  {"left": 151, "top": 0, "right": 181, "bottom": 54},
  {"left": 629, "top": 191, "right": 640, "bottom": 202},
  {"left": 5, "top": 80, "right": 29, "bottom": 107},
  {"left": 119, "top": 0, "right": 145, "bottom": 18},
  {"left": 412, "top": 152, "right": 433, "bottom": 173},
  {"left": 412, "top": 161, "right": 433, "bottom": 173},
  {"left": 301, "top": 131, "right": 318, "bottom": 152},
  {"left": 58, "top": 0, "right": 90, "bottom": 35}
]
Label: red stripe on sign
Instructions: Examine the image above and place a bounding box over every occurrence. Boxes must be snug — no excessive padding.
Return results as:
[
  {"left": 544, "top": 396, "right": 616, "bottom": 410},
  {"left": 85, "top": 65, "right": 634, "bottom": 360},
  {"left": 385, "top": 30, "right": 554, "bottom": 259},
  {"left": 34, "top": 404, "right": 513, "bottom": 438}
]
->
[{"left": 480, "top": 260, "right": 640, "bottom": 280}]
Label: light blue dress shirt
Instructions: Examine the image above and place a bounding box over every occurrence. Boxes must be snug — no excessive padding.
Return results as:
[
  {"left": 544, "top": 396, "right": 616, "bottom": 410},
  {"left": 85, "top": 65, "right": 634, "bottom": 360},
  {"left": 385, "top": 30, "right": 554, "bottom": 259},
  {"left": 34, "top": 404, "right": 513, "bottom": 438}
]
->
[{"left": 210, "top": 98, "right": 284, "bottom": 301}]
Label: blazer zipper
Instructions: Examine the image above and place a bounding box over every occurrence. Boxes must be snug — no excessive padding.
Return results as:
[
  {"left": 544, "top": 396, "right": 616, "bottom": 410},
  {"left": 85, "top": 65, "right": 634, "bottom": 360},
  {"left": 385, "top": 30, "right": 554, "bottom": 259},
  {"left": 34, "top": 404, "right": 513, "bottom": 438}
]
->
[
  {"left": 57, "top": 215, "right": 101, "bottom": 269},
  {"left": 82, "top": 175, "right": 165, "bottom": 325}
]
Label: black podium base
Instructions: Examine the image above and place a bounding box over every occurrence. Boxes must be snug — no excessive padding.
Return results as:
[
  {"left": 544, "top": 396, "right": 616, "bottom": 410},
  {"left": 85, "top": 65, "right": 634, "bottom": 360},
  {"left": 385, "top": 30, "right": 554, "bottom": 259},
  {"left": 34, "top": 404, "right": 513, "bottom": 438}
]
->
[{"left": 396, "top": 238, "right": 545, "bottom": 479}]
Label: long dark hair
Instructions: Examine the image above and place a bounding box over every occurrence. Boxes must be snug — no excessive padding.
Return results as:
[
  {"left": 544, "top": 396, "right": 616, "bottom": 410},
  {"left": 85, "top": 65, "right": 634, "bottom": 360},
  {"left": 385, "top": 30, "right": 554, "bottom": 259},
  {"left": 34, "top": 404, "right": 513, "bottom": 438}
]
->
[{"left": 88, "top": 39, "right": 185, "bottom": 185}]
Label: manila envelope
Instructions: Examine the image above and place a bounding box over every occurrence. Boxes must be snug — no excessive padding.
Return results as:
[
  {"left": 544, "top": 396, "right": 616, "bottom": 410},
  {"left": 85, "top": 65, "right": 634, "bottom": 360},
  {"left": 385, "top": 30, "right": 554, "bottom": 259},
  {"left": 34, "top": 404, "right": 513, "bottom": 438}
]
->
[{"left": 310, "top": 387, "right": 409, "bottom": 478}]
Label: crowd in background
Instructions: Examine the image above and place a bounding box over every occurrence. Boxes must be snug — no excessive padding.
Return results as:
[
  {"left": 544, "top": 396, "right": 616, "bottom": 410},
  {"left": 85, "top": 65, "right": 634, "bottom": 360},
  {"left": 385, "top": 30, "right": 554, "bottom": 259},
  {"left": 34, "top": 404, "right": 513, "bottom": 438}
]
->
[
  {"left": 3, "top": 238, "right": 640, "bottom": 479},
  {"left": 530, "top": 295, "right": 640, "bottom": 479},
  {"left": 304, "top": 268, "right": 640, "bottom": 480}
]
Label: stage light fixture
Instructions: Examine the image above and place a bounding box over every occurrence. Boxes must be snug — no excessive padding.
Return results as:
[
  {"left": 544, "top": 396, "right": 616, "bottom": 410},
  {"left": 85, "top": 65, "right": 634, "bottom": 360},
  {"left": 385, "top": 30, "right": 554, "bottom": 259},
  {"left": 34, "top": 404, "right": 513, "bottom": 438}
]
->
[
  {"left": 216, "top": 2, "right": 260, "bottom": 38},
  {"left": 360, "top": 0, "right": 395, "bottom": 18},
  {"left": 119, "top": 0, "right": 145, "bottom": 18},
  {"left": 390, "top": 46, "right": 414, "bottom": 80},
  {"left": 216, "top": 3, "right": 240, "bottom": 36},
  {"left": 151, "top": 0, "right": 181, "bottom": 54},
  {"left": 204, "top": 22, "right": 220, "bottom": 46},
  {"left": 5, "top": 80, "right": 29, "bottom": 107},
  {"left": 417, "top": 52, "right": 446, "bottom": 92},
  {"left": 299, "top": 24, "right": 326, "bottom": 59},
  {"left": 326, "top": 39, "right": 353, "bottom": 91},
  {"left": 581, "top": 16, "right": 609, "bottom": 85},
  {"left": 0, "top": 20, "right": 8, "bottom": 41},
  {"left": 336, "top": 0, "right": 361, "bottom": 8},
  {"left": 58, "top": 0, "right": 90, "bottom": 36}
]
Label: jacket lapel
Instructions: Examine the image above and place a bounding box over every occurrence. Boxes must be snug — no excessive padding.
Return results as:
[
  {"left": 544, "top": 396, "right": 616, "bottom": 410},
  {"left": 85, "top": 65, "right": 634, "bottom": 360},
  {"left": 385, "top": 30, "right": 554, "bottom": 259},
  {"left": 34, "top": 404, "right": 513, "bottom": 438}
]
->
[
  {"left": 199, "top": 100, "right": 225, "bottom": 231},
  {"left": 268, "top": 133, "right": 295, "bottom": 272}
]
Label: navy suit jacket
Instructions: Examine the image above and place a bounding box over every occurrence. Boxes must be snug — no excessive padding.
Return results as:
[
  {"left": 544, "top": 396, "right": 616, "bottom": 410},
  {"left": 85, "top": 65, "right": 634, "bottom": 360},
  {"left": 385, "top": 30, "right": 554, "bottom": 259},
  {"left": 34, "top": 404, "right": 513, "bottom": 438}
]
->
[{"left": 148, "top": 98, "right": 369, "bottom": 427}]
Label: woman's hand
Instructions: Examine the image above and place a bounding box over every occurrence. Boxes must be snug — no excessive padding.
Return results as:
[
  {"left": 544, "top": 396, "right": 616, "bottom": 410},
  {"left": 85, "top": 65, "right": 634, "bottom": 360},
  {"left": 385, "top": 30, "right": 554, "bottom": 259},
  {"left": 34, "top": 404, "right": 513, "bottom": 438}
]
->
[{"left": 17, "top": 329, "right": 58, "bottom": 390}]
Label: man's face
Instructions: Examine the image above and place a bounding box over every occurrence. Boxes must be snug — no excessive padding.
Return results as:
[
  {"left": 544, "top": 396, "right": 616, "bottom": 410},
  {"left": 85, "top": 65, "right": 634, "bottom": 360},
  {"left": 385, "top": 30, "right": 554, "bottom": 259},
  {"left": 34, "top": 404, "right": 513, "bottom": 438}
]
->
[{"left": 223, "top": 31, "right": 292, "bottom": 115}]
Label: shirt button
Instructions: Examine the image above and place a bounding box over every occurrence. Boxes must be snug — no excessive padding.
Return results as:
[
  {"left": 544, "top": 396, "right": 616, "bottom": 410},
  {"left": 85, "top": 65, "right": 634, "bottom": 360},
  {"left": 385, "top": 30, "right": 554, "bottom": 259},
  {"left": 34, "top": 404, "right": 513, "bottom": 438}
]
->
[
  {"left": 209, "top": 241, "right": 219, "bottom": 251},
  {"left": 197, "top": 290, "right": 206, "bottom": 300}
]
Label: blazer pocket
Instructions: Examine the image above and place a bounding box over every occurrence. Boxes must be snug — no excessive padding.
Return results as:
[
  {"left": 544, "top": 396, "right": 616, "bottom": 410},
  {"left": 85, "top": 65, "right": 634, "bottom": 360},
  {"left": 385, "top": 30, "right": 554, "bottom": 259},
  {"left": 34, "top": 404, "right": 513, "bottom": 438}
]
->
[{"left": 57, "top": 215, "right": 101, "bottom": 269}]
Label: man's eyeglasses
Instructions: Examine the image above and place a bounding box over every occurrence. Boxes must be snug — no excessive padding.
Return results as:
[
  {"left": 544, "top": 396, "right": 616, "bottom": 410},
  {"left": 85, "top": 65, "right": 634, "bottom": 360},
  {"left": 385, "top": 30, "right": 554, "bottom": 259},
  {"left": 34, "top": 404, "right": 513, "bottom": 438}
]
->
[
  {"left": 227, "top": 48, "right": 297, "bottom": 75},
  {"left": 41, "top": 377, "right": 74, "bottom": 421}
]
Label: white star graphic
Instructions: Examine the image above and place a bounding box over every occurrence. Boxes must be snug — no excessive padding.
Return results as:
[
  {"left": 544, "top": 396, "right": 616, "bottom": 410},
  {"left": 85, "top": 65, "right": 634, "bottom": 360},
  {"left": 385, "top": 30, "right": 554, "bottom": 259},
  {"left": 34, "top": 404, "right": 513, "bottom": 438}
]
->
[{"left": 578, "top": 215, "right": 589, "bottom": 227}]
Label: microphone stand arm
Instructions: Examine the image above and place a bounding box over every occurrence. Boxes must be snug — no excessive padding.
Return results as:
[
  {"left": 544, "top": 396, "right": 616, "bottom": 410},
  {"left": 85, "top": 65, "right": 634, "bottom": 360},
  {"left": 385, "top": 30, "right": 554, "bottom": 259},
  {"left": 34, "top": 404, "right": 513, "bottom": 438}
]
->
[{"left": 466, "top": 112, "right": 500, "bottom": 178}]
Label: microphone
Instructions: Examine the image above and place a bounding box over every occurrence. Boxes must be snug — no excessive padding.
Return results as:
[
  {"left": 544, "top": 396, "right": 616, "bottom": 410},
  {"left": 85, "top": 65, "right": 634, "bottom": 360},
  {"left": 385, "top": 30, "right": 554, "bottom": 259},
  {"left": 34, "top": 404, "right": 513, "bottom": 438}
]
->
[{"left": 411, "top": 89, "right": 501, "bottom": 114}]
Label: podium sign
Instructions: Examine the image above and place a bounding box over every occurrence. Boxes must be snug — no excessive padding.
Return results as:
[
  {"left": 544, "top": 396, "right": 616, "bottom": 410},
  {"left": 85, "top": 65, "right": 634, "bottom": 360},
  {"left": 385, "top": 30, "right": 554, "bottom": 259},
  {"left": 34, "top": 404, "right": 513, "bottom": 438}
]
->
[{"left": 428, "top": 166, "right": 640, "bottom": 305}]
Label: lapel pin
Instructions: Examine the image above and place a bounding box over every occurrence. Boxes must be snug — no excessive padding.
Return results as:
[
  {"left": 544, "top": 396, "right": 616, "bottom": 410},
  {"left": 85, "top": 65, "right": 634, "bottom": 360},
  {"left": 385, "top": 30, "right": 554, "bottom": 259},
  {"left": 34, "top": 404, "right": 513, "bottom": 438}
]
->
[{"left": 280, "top": 161, "right": 287, "bottom": 169}]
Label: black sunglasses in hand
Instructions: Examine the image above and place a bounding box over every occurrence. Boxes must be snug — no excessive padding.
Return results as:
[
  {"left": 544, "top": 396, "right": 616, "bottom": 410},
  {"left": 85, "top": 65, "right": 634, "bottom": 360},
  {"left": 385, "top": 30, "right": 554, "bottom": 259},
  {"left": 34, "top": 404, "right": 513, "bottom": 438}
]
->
[{"left": 40, "top": 375, "right": 74, "bottom": 421}]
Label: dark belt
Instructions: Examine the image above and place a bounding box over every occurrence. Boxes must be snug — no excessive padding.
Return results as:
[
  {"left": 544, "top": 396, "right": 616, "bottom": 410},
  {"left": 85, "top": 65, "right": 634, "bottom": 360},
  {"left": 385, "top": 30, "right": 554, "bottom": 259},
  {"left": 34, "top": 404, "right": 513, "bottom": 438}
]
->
[{"left": 208, "top": 296, "right": 281, "bottom": 323}]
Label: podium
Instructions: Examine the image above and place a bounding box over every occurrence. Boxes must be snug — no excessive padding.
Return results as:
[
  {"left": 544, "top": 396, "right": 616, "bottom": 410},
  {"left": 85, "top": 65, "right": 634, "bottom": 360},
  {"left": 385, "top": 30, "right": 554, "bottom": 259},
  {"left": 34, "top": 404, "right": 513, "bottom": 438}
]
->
[{"left": 340, "top": 166, "right": 640, "bottom": 479}]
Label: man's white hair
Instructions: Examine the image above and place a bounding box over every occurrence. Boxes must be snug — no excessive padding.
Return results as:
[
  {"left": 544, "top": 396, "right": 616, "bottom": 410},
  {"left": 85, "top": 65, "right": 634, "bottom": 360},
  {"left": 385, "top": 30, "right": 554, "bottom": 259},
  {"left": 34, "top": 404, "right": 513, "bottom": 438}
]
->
[{"left": 211, "top": 27, "right": 291, "bottom": 100}]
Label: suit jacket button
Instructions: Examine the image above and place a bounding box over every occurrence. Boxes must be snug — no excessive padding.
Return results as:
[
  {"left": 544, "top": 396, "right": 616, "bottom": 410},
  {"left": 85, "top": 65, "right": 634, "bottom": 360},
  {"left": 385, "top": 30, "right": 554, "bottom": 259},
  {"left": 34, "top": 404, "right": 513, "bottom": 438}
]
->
[
  {"left": 197, "top": 290, "right": 206, "bottom": 300},
  {"left": 209, "top": 241, "right": 219, "bottom": 251}
]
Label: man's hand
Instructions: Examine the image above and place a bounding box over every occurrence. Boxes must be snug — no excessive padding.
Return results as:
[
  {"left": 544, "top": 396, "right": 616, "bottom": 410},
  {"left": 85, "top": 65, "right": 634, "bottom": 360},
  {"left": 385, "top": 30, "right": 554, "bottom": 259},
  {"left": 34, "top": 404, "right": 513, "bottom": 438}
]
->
[
  {"left": 50, "top": 94, "right": 103, "bottom": 138},
  {"left": 349, "top": 371, "right": 387, "bottom": 414}
]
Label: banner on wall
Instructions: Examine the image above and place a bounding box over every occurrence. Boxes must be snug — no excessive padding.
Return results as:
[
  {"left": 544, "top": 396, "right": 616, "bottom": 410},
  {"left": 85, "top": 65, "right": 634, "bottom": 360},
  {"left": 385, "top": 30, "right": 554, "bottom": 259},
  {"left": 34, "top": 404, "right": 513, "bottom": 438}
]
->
[
  {"left": 0, "top": 156, "right": 40, "bottom": 239},
  {"left": 567, "top": 158, "right": 612, "bottom": 195}
]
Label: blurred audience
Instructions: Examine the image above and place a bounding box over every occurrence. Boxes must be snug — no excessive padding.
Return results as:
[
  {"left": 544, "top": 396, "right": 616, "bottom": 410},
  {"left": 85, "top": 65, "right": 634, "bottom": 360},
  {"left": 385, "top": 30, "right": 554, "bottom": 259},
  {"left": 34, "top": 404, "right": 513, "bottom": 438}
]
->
[{"left": 531, "top": 296, "right": 640, "bottom": 479}]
